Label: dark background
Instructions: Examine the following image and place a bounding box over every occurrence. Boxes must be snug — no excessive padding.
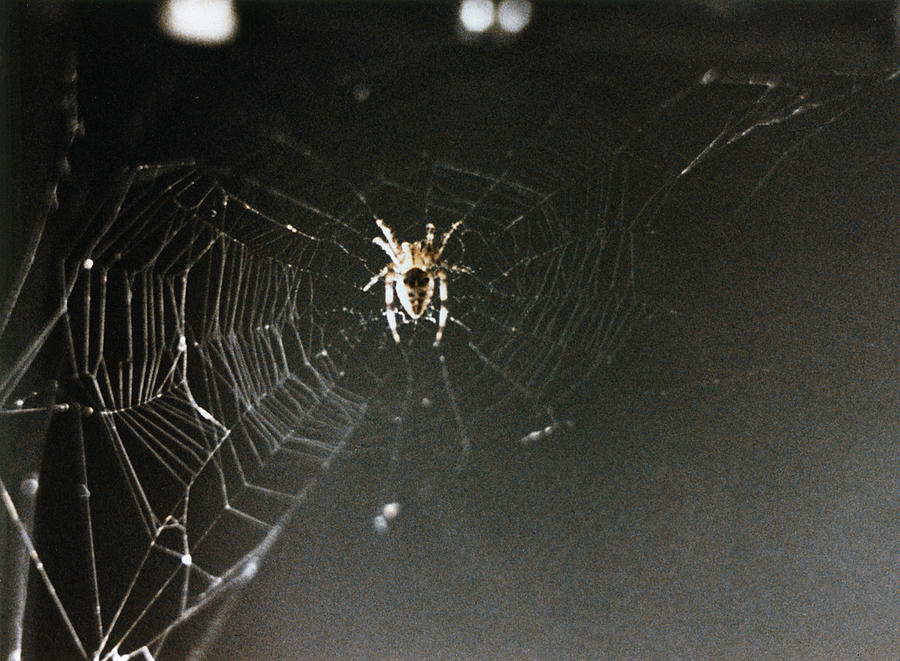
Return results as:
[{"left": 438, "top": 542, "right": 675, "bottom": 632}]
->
[{"left": 3, "top": 2, "right": 898, "bottom": 660}]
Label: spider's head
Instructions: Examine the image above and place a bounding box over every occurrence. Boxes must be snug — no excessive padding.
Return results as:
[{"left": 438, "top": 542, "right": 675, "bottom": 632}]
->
[{"left": 398, "top": 268, "right": 433, "bottom": 318}]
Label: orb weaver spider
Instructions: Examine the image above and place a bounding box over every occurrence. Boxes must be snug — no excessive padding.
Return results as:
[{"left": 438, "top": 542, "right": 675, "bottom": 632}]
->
[{"left": 363, "top": 218, "right": 465, "bottom": 346}]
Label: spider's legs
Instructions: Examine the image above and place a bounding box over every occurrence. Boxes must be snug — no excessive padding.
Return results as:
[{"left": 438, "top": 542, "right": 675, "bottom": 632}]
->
[
  {"left": 437, "top": 219, "right": 465, "bottom": 256},
  {"left": 434, "top": 269, "right": 448, "bottom": 347},
  {"left": 375, "top": 218, "right": 402, "bottom": 254},
  {"left": 363, "top": 265, "right": 389, "bottom": 292},
  {"left": 445, "top": 263, "right": 473, "bottom": 276},
  {"left": 384, "top": 274, "right": 401, "bottom": 343},
  {"left": 372, "top": 237, "right": 396, "bottom": 261}
]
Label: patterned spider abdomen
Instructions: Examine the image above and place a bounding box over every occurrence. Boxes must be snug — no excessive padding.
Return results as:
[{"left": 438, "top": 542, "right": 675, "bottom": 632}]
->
[{"left": 400, "top": 268, "right": 433, "bottom": 317}]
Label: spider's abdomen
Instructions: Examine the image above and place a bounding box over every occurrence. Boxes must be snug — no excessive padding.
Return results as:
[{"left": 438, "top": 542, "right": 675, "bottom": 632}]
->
[{"left": 400, "top": 268, "right": 432, "bottom": 317}]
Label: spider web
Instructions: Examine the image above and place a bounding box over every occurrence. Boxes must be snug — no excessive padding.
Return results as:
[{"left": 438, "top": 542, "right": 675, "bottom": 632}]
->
[{"left": 1, "top": 37, "right": 897, "bottom": 660}]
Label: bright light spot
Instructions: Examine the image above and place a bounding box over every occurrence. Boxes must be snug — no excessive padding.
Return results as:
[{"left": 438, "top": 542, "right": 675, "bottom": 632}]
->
[
  {"left": 421, "top": 396, "right": 432, "bottom": 408},
  {"left": 158, "top": 0, "right": 238, "bottom": 46},
  {"left": 285, "top": 224, "right": 296, "bottom": 232},
  {"left": 496, "top": 0, "right": 531, "bottom": 33},
  {"left": 382, "top": 502, "right": 401, "bottom": 520},
  {"left": 459, "top": 0, "right": 495, "bottom": 33},
  {"left": 13, "top": 399, "right": 23, "bottom": 408},
  {"left": 178, "top": 335, "right": 187, "bottom": 352},
  {"left": 181, "top": 553, "right": 193, "bottom": 566},
  {"left": 21, "top": 477, "right": 39, "bottom": 497},
  {"left": 82, "top": 258, "right": 94, "bottom": 270},
  {"left": 374, "top": 502, "right": 401, "bottom": 534}
]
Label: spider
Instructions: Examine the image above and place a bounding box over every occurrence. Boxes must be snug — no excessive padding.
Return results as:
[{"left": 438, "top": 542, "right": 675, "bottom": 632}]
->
[{"left": 363, "top": 217, "right": 464, "bottom": 346}]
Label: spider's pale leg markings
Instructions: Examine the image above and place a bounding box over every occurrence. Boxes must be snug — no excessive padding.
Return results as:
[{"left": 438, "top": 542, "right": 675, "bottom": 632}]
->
[
  {"left": 375, "top": 218, "right": 401, "bottom": 254},
  {"left": 383, "top": 273, "right": 401, "bottom": 343},
  {"left": 364, "top": 219, "right": 403, "bottom": 344},
  {"left": 437, "top": 219, "right": 465, "bottom": 256},
  {"left": 434, "top": 270, "right": 448, "bottom": 347},
  {"left": 430, "top": 218, "right": 464, "bottom": 346},
  {"left": 363, "top": 266, "right": 389, "bottom": 292},
  {"left": 372, "top": 237, "right": 396, "bottom": 262}
]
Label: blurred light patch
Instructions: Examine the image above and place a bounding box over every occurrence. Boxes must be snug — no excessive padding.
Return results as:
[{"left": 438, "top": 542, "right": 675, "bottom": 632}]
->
[
  {"left": 459, "top": 0, "right": 495, "bottom": 33},
  {"left": 21, "top": 476, "right": 38, "bottom": 497},
  {"left": 496, "top": 0, "right": 531, "bottom": 33},
  {"left": 373, "top": 501, "right": 402, "bottom": 535},
  {"left": 373, "top": 514, "right": 389, "bottom": 534},
  {"left": 382, "top": 502, "right": 401, "bottom": 521},
  {"left": 353, "top": 83, "right": 371, "bottom": 103},
  {"left": 158, "top": 0, "right": 238, "bottom": 46},
  {"left": 458, "top": 0, "right": 531, "bottom": 41}
]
